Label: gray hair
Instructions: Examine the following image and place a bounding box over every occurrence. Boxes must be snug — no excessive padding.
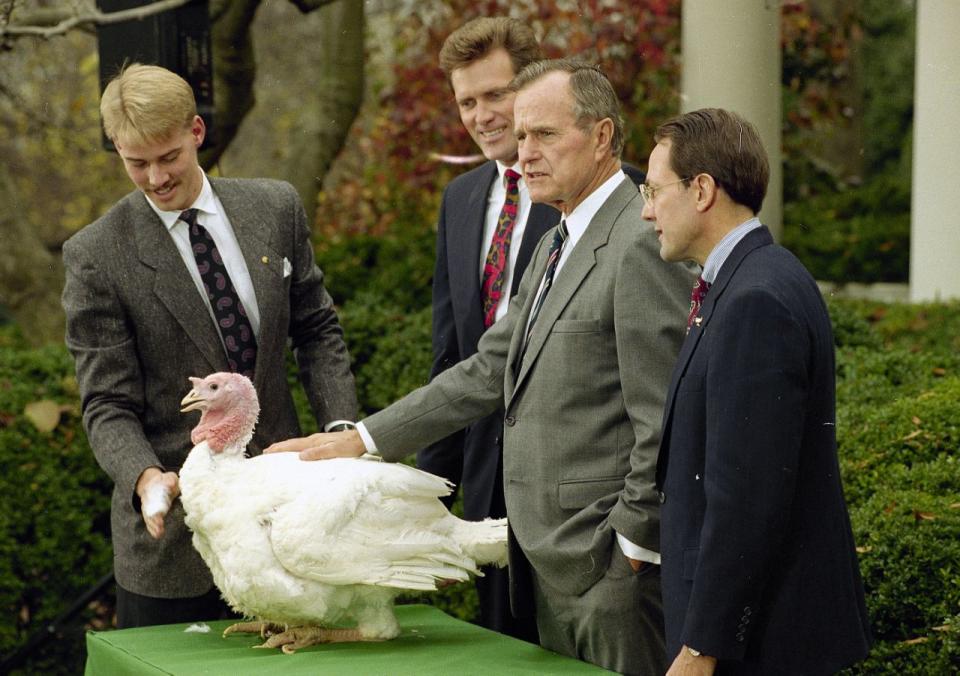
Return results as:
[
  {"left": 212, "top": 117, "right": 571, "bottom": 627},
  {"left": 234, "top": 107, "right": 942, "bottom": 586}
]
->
[{"left": 510, "top": 58, "right": 624, "bottom": 157}]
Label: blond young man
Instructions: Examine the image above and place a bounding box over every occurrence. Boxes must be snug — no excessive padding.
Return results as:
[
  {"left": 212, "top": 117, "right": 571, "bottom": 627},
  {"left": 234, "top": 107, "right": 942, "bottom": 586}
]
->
[{"left": 62, "top": 64, "right": 357, "bottom": 627}]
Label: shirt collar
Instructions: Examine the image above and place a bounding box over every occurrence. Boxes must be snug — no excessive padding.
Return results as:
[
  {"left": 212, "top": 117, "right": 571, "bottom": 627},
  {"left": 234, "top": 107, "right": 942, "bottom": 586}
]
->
[
  {"left": 562, "top": 169, "right": 626, "bottom": 236},
  {"left": 496, "top": 159, "right": 524, "bottom": 189},
  {"left": 145, "top": 170, "right": 218, "bottom": 231},
  {"left": 701, "top": 216, "right": 763, "bottom": 284}
]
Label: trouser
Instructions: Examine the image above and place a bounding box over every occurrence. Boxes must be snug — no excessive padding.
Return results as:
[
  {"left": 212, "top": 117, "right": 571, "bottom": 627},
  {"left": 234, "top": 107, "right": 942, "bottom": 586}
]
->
[
  {"left": 531, "top": 552, "right": 666, "bottom": 676},
  {"left": 115, "top": 583, "right": 236, "bottom": 629}
]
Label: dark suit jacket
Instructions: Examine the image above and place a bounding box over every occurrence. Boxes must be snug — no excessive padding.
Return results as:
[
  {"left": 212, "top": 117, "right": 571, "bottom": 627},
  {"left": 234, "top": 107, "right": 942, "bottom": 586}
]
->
[
  {"left": 418, "top": 161, "right": 645, "bottom": 520},
  {"left": 62, "top": 178, "right": 358, "bottom": 598},
  {"left": 657, "top": 227, "right": 871, "bottom": 674}
]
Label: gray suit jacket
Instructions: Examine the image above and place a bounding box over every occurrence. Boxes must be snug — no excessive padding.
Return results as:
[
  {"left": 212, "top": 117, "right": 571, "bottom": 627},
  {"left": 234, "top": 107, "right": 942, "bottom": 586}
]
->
[
  {"left": 62, "top": 177, "right": 357, "bottom": 598},
  {"left": 365, "top": 177, "right": 694, "bottom": 604}
]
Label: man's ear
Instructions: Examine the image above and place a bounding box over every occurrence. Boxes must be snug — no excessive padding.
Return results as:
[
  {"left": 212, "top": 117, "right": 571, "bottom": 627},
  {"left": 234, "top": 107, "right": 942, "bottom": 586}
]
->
[
  {"left": 191, "top": 115, "right": 206, "bottom": 148},
  {"left": 693, "top": 174, "right": 719, "bottom": 213},
  {"left": 593, "top": 117, "right": 614, "bottom": 159}
]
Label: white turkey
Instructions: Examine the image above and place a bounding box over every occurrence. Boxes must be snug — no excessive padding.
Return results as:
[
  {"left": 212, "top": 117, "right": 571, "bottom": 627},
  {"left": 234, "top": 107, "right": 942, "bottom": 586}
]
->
[{"left": 178, "top": 371, "right": 507, "bottom": 653}]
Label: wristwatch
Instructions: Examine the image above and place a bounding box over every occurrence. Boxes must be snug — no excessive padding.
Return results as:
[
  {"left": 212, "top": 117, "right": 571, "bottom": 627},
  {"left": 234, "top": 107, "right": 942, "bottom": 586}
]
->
[{"left": 327, "top": 422, "right": 356, "bottom": 433}]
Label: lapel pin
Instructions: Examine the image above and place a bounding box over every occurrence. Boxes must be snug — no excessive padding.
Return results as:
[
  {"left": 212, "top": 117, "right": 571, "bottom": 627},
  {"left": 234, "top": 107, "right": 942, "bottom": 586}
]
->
[
  {"left": 694, "top": 316, "right": 703, "bottom": 327},
  {"left": 261, "top": 256, "right": 270, "bottom": 264}
]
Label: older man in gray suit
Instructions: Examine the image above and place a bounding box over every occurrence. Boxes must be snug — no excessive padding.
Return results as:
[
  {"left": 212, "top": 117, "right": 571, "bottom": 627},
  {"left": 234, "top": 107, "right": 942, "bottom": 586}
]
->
[
  {"left": 269, "top": 59, "right": 694, "bottom": 675},
  {"left": 61, "top": 64, "right": 357, "bottom": 628}
]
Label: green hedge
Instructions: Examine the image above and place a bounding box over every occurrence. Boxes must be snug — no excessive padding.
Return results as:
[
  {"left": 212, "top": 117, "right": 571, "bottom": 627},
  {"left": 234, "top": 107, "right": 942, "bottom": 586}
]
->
[
  {"left": 828, "top": 299, "right": 960, "bottom": 673},
  {"left": 0, "top": 327, "right": 112, "bottom": 675},
  {"left": 783, "top": 175, "right": 910, "bottom": 284}
]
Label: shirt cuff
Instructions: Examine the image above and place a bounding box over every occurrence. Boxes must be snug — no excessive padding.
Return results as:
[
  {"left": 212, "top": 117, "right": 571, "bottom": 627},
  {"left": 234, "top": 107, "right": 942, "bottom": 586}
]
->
[
  {"left": 323, "top": 419, "right": 356, "bottom": 433},
  {"left": 616, "top": 532, "right": 661, "bottom": 565},
  {"left": 355, "top": 421, "right": 379, "bottom": 455}
]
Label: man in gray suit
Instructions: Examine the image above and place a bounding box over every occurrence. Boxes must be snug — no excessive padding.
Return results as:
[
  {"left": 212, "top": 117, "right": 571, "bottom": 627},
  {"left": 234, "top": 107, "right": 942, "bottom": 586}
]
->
[
  {"left": 61, "top": 64, "right": 357, "bottom": 628},
  {"left": 269, "top": 59, "right": 694, "bottom": 675}
]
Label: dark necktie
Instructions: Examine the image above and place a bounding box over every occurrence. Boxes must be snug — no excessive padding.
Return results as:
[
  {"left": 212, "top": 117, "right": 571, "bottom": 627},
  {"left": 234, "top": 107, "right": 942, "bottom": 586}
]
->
[
  {"left": 181, "top": 209, "right": 257, "bottom": 378},
  {"left": 481, "top": 169, "right": 522, "bottom": 328},
  {"left": 520, "top": 219, "right": 569, "bottom": 358},
  {"left": 687, "top": 275, "right": 711, "bottom": 333}
]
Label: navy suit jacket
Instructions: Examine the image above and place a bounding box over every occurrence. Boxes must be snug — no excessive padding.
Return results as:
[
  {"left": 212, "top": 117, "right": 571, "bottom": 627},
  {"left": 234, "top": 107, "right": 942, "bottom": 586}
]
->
[
  {"left": 417, "top": 161, "right": 645, "bottom": 520},
  {"left": 657, "top": 226, "right": 871, "bottom": 674}
]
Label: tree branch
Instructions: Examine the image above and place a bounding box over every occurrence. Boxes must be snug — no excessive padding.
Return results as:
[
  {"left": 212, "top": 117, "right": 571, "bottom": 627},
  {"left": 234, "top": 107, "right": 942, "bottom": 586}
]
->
[{"left": 1, "top": 0, "right": 192, "bottom": 41}]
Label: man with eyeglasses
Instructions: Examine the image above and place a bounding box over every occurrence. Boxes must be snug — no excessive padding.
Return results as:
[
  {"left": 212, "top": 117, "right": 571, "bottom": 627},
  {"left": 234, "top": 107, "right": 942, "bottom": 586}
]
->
[
  {"left": 267, "top": 59, "right": 695, "bottom": 674},
  {"left": 644, "top": 108, "right": 871, "bottom": 675}
]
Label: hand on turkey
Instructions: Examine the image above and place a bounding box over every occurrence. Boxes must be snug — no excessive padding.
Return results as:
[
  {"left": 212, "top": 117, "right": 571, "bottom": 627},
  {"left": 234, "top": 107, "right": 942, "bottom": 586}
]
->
[{"left": 264, "top": 429, "right": 365, "bottom": 461}]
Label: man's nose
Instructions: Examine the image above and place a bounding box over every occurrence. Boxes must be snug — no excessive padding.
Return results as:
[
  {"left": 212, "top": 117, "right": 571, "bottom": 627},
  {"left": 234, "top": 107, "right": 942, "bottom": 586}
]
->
[
  {"left": 148, "top": 164, "right": 168, "bottom": 187},
  {"left": 475, "top": 100, "right": 495, "bottom": 124},
  {"left": 641, "top": 197, "right": 655, "bottom": 221},
  {"left": 517, "top": 137, "right": 538, "bottom": 164}
]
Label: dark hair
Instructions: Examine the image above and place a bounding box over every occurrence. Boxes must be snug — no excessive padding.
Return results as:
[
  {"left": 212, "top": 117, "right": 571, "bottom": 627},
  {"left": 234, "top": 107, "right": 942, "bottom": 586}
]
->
[
  {"left": 509, "top": 58, "right": 624, "bottom": 157},
  {"left": 439, "top": 17, "right": 541, "bottom": 77},
  {"left": 654, "top": 108, "right": 769, "bottom": 214}
]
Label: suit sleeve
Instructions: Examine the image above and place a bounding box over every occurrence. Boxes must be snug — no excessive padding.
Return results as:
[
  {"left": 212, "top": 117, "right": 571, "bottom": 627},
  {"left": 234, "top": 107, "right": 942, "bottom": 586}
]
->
[
  {"left": 283, "top": 183, "right": 359, "bottom": 425},
  {"left": 608, "top": 225, "right": 694, "bottom": 552},
  {"left": 62, "top": 237, "right": 160, "bottom": 502},
  {"left": 362, "top": 234, "right": 547, "bottom": 462},
  {"left": 681, "top": 285, "right": 809, "bottom": 659},
  {"left": 416, "top": 187, "right": 464, "bottom": 497}
]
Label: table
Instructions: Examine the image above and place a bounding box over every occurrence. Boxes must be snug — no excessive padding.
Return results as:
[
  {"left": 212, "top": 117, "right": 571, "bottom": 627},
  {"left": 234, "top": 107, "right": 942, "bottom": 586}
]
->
[{"left": 85, "top": 603, "right": 611, "bottom": 675}]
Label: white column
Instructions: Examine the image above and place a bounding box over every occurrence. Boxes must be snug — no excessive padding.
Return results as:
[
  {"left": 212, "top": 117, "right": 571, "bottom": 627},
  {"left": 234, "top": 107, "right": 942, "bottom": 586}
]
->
[
  {"left": 681, "top": 0, "right": 782, "bottom": 238},
  {"left": 910, "top": 0, "right": 960, "bottom": 302}
]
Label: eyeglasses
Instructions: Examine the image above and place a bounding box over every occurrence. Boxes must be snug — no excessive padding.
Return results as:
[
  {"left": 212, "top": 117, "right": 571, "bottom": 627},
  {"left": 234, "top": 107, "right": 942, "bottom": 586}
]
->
[{"left": 639, "top": 177, "right": 691, "bottom": 203}]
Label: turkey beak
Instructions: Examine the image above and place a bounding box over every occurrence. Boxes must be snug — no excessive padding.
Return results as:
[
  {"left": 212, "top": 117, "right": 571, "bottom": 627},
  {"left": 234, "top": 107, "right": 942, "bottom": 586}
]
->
[{"left": 180, "top": 390, "right": 207, "bottom": 413}]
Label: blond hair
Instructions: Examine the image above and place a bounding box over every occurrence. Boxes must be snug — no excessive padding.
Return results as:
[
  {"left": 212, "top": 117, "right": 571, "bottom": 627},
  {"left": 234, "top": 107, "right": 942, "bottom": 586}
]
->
[{"left": 100, "top": 63, "right": 197, "bottom": 146}]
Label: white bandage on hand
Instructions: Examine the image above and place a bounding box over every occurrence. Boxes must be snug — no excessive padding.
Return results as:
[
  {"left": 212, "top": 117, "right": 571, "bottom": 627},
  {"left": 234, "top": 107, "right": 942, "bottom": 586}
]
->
[{"left": 142, "top": 481, "right": 173, "bottom": 518}]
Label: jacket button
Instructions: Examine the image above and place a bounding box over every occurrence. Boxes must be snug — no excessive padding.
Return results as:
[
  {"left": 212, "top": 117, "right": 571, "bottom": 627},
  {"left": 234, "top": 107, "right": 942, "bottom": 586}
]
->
[
  {"left": 504, "top": 416, "right": 516, "bottom": 427},
  {"left": 658, "top": 491, "right": 666, "bottom": 504}
]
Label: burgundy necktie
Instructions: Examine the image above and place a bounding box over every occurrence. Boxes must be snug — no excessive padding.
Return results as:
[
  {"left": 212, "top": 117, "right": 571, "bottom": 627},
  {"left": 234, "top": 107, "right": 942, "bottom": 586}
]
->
[
  {"left": 481, "top": 169, "right": 522, "bottom": 328},
  {"left": 181, "top": 209, "right": 257, "bottom": 378},
  {"left": 687, "top": 276, "right": 711, "bottom": 333}
]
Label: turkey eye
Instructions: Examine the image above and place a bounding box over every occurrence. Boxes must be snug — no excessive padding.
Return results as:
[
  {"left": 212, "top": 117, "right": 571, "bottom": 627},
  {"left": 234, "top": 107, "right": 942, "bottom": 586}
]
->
[{"left": 211, "top": 384, "right": 218, "bottom": 390}]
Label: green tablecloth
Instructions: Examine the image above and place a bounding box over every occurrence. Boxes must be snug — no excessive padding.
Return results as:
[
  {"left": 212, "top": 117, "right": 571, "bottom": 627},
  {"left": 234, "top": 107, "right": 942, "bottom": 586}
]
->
[{"left": 85, "top": 604, "right": 611, "bottom": 675}]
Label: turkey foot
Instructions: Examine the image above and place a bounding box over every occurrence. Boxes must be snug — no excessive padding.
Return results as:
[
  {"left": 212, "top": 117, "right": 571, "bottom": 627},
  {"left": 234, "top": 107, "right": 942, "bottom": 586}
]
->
[
  {"left": 254, "top": 626, "right": 378, "bottom": 654},
  {"left": 223, "top": 620, "right": 286, "bottom": 639}
]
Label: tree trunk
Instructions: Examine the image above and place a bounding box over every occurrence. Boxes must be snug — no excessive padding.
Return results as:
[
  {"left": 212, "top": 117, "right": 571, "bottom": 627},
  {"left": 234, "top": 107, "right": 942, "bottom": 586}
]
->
[
  {"left": 0, "top": 163, "right": 65, "bottom": 344},
  {"left": 215, "top": 0, "right": 364, "bottom": 220}
]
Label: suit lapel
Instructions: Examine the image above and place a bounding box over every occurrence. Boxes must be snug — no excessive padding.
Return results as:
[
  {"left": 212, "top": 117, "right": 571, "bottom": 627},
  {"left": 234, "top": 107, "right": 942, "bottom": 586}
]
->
[
  {"left": 211, "top": 179, "right": 285, "bottom": 392},
  {"left": 657, "top": 226, "right": 774, "bottom": 479},
  {"left": 511, "top": 178, "right": 637, "bottom": 394},
  {"left": 512, "top": 202, "right": 559, "bottom": 296},
  {"left": 448, "top": 162, "right": 497, "bottom": 343},
  {"left": 134, "top": 195, "right": 226, "bottom": 372}
]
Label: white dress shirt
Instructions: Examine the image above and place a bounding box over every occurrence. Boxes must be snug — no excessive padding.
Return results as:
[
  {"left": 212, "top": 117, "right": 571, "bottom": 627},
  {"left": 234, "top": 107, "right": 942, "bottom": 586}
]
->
[{"left": 145, "top": 171, "right": 262, "bottom": 340}]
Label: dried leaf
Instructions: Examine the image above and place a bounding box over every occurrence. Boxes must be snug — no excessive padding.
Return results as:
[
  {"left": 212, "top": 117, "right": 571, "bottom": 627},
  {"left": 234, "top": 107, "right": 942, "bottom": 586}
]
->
[
  {"left": 932, "top": 367, "right": 947, "bottom": 377},
  {"left": 24, "top": 400, "right": 62, "bottom": 433},
  {"left": 911, "top": 416, "right": 921, "bottom": 425},
  {"left": 949, "top": 503, "right": 960, "bottom": 510},
  {"left": 901, "top": 637, "right": 928, "bottom": 645},
  {"left": 901, "top": 430, "right": 921, "bottom": 441},
  {"left": 914, "top": 511, "right": 936, "bottom": 521},
  {"left": 855, "top": 546, "right": 872, "bottom": 554}
]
